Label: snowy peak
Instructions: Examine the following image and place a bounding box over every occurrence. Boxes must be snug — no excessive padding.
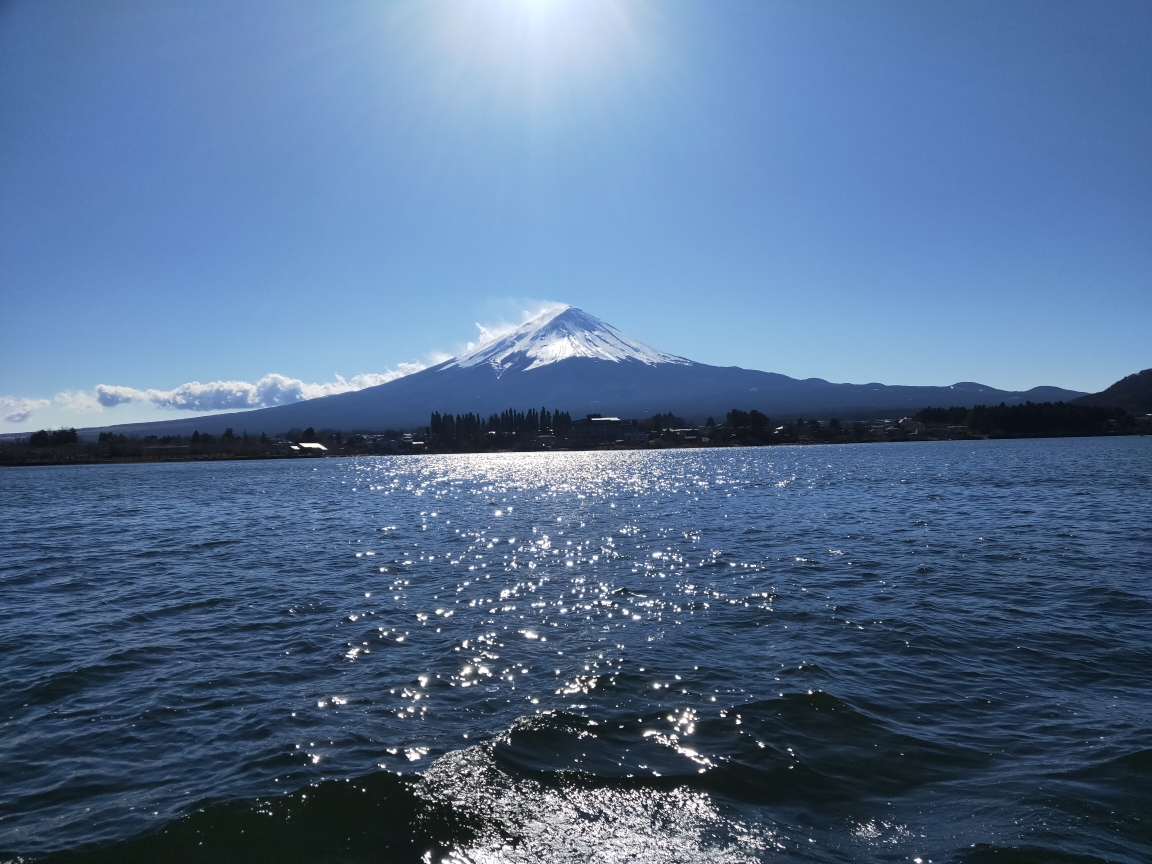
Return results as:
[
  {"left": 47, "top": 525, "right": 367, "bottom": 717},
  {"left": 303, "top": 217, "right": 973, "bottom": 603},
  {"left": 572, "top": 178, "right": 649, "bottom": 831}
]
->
[{"left": 442, "top": 306, "right": 691, "bottom": 373}]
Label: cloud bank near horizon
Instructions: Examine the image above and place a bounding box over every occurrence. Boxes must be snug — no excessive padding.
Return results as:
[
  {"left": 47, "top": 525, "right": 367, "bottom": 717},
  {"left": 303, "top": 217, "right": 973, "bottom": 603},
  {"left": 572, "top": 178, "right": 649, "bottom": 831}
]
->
[
  {"left": 2, "top": 302, "right": 568, "bottom": 427},
  {"left": 2, "top": 366, "right": 425, "bottom": 425},
  {"left": 92, "top": 368, "right": 426, "bottom": 411}
]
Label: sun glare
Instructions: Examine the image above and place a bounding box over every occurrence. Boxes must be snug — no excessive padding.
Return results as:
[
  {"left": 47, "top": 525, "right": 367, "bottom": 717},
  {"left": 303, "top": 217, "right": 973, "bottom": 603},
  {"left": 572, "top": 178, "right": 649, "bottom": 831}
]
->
[{"left": 430, "top": 0, "right": 644, "bottom": 100}]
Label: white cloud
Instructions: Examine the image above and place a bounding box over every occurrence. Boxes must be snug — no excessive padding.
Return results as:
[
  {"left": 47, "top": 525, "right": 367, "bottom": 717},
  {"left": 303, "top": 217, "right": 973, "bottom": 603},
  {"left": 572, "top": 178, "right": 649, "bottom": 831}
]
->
[
  {"left": 1, "top": 364, "right": 433, "bottom": 430},
  {"left": 0, "top": 397, "right": 51, "bottom": 424},
  {"left": 55, "top": 390, "right": 106, "bottom": 413},
  {"left": 0, "top": 365, "right": 427, "bottom": 428},
  {"left": 464, "top": 301, "right": 568, "bottom": 353},
  {"left": 88, "top": 385, "right": 141, "bottom": 408},
  {"left": 84, "top": 365, "right": 427, "bottom": 413}
]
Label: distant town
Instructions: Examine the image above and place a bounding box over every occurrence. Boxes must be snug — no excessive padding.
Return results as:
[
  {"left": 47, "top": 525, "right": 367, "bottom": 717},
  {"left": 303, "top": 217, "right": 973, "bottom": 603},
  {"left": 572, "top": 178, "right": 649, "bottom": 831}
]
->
[{"left": 1, "top": 401, "right": 1147, "bottom": 466}]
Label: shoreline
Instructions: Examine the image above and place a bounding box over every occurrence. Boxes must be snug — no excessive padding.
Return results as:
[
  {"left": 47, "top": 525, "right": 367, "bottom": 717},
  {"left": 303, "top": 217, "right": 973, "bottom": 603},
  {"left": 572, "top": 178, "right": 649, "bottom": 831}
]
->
[{"left": 2, "top": 429, "right": 1145, "bottom": 467}]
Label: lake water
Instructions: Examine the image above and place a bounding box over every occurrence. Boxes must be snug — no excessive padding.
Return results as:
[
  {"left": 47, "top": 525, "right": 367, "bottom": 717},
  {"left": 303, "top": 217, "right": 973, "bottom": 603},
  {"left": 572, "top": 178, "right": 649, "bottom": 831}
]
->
[{"left": 1, "top": 438, "right": 1149, "bottom": 863}]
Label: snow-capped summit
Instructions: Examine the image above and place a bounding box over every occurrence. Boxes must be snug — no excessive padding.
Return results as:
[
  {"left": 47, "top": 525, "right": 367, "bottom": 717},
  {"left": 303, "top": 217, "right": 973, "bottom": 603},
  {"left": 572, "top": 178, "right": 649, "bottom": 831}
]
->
[{"left": 440, "top": 305, "right": 691, "bottom": 375}]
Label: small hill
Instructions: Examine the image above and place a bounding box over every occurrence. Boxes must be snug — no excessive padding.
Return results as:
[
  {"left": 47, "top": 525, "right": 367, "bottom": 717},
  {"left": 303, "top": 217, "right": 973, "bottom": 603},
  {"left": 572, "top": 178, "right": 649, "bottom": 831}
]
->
[{"left": 1074, "top": 369, "right": 1152, "bottom": 415}]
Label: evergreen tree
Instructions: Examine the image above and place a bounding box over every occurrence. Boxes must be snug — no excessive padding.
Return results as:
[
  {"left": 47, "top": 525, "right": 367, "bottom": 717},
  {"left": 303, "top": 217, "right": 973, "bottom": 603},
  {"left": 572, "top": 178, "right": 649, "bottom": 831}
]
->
[{"left": 727, "top": 409, "right": 749, "bottom": 428}]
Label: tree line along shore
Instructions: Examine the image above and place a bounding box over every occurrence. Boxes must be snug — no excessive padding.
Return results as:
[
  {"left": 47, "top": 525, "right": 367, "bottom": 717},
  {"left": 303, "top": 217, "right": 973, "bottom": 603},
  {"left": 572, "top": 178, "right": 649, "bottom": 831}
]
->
[{"left": 1, "top": 401, "right": 1147, "bottom": 466}]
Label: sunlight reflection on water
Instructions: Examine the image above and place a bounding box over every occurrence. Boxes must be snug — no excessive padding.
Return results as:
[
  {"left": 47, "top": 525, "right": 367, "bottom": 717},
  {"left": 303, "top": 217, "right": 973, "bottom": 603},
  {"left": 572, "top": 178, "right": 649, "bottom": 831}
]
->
[{"left": 1, "top": 440, "right": 1150, "bottom": 862}]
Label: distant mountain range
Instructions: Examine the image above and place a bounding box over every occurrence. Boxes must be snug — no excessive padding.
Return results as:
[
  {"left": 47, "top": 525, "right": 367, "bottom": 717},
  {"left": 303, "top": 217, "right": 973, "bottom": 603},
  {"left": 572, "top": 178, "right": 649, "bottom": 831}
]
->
[{"left": 70, "top": 306, "right": 1091, "bottom": 438}]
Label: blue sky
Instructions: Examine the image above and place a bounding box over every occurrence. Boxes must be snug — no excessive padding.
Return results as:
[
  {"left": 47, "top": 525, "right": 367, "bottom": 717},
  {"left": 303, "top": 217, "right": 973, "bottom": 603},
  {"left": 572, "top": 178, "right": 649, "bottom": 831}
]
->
[{"left": 1, "top": 0, "right": 1149, "bottom": 431}]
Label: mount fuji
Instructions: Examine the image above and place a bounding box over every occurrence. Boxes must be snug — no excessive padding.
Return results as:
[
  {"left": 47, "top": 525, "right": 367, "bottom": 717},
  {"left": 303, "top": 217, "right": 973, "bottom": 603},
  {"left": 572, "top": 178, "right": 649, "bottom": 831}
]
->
[{"left": 82, "top": 305, "right": 1085, "bottom": 437}]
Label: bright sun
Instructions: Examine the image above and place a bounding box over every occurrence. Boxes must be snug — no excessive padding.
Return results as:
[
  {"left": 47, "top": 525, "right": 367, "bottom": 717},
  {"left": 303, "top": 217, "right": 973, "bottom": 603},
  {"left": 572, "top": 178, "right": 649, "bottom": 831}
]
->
[{"left": 430, "top": 0, "right": 644, "bottom": 96}]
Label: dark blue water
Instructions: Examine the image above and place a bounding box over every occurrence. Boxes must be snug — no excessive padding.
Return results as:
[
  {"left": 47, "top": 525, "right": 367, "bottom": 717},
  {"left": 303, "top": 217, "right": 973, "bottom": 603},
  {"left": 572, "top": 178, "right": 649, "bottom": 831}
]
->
[{"left": 1, "top": 438, "right": 1149, "bottom": 863}]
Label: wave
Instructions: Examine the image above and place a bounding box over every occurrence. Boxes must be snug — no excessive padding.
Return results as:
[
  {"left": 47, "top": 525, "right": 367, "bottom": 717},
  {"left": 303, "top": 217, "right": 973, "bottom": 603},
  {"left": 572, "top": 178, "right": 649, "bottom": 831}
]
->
[{"left": 23, "top": 693, "right": 1006, "bottom": 864}]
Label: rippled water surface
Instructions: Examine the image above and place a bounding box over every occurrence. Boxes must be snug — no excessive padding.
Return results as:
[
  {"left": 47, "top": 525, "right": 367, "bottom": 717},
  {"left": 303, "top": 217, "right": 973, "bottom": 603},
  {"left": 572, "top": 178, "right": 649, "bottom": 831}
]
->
[{"left": 1, "top": 438, "right": 1150, "bottom": 863}]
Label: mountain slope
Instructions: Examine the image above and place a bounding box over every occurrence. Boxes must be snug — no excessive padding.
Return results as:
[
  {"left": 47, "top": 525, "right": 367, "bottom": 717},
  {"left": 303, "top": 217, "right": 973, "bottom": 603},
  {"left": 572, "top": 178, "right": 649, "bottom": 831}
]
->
[
  {"left": 1073, "top": 368, "right": 1152, "bottom": 415},
  {"left": 76, "top": 306, "right": 1087, "bottom": 438}
]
